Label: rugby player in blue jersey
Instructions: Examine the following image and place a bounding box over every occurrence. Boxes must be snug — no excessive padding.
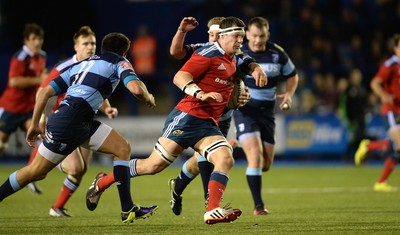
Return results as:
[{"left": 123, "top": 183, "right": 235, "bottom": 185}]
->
[
  {"left": 233, "top": 17, "right": 299, "bottom": 215},
  {"left": 0, "top": 32, "right": 157, "bottom": 223}
]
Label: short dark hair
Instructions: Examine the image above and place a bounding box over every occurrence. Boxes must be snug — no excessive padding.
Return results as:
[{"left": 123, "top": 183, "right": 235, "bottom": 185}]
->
[
  {"left": 23, "top": 23, "right": 44, "bottom": 40},
  {"left": 101, "top": 32, "right": 130, "bottom": 56},
  {"left": 219, "top": 16, "right": 245, "bottom": 30},
  {"left": 391, "top": 34, "right": 400, "bottom": 48},
  {"left": 248, "top": 17, "right": 269, "bottom": 30},
  {"left": 73, "top": 26, "right": 95, "bottom": 44},
  {"left": 207, "top": 17, "right": 225, "bottom": 28}
]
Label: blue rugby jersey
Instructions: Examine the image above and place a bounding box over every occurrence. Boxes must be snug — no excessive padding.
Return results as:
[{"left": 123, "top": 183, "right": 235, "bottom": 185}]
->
[
  {"left": 241, "top": 41, "right": 297, "bottom": 101},
  {"left": 50, "top": 51, "right": 139, "bottom": 114}
]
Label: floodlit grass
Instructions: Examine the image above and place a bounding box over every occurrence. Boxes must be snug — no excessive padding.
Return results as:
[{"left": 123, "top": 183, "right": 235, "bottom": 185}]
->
[{"left": 0, "top": 162, "right": 399, "bottom": 234}]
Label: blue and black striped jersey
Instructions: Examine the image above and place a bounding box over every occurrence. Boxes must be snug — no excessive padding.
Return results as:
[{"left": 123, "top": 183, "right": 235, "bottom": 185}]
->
[
  {"left": 241, "top": 41, "right": 297, "bottom": 101},
  {"left": 50, "top": 51, "right": 139, "bottom": 114}
]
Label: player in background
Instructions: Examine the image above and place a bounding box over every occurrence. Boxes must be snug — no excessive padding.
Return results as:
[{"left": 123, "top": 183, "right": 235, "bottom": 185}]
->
[
  {"left": 354, "top": 138, "right": 389, "bottom": 166},
  {"left": 359, "top": 33, "right": 400, "bottom": 192},
  {"left": 0, "top": 22, "right": 47, "bottom": 195},
  {"left": 233, "top": 17, "right": 299, "bottom": 215},
  {"left": 87, "top": 17, "right": 268, "bottom": 224},
  {"left": 0, "top": 32, "right": 157, "bottom": 224}
]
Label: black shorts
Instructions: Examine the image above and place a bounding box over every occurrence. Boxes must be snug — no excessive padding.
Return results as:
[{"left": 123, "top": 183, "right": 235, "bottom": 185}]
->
[
  {"left": 0, "top": 108, "right": 32, "bottom": 133},
  {"left": 233, "top": 100, "right": 276, "bottom": 144},
  {"left": 42, "top": 104, "right": 100, "bottom": 156}
]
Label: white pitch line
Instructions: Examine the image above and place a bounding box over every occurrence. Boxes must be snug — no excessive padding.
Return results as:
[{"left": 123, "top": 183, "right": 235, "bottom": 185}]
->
[
  {"left": 263, "top": 187, "right": 373, "bottom": 194},
  {"left": 189, "top": 186, "right": 375, "bottom": 196}
]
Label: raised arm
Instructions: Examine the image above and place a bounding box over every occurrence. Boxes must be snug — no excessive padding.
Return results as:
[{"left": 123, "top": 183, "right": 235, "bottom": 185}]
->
[{"left": 169, "top": 17, "right": 199, "bottom": 60}]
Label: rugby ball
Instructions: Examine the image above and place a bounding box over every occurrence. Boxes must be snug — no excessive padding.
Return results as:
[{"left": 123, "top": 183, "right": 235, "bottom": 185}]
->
[{"left": 227, "top": 79, "right": 245, "bottom": 109}]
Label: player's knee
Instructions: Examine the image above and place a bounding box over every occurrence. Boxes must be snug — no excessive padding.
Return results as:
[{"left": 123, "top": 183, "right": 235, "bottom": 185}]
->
[
  {"left": 185, "top": 158, "right": 200, "bottom": 174},
  {"left": 202, "top": 139, "right": 233, "bottom": 160},
  {"left": 154, "top": 140, "right": 178, "bottom": 165},
  {"left": 114, "top": 141, "right": 131, "bottom": 161},
  {"left": 262, "top": 164, "right": 271, "bottom": 172},
  {"left": 226, "top": 154, "right": 235, "bottom": 168},
  {"left": 262, "top": 152, "right": 275, "bottom": 171},
  {"left": 33, "top": 171, "right": 48, "bottom": 181},
  {"left": 203, "top": 140, "right": 234, "bottom": 168},
  {"left": 65, "top": 163, "right": 87, "bottom": 177}
]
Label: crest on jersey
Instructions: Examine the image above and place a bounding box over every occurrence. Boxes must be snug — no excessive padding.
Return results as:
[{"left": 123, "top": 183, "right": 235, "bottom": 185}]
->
[
  {"left": 59, "top": 143, "right": 67, "bottom": 151},
  {"left": 173, "top": 130, "right": 183, "bottom": 136},
  {"left": 272, "top": 54, "right": 279, "bottom": 63}
]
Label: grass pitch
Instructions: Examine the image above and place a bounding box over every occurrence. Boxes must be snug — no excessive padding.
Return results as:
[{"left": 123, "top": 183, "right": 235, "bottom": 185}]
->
[{"left": 0, "top": 162, "right": 399, "bottom": 234}]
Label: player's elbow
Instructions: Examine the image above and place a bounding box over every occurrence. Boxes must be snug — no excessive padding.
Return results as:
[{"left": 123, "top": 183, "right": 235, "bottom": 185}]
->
[
  {"left": 127, "top": 80, "right": 144, "bottom": 96},
  {"left": 169, "top": 49, "right": 185, "bottom": 60},
  {"left": 132, "top": 86, "right": 144, "bottom": 96},
  {"left": 173, "top": 75, "right": 180, "bottom": 87}
]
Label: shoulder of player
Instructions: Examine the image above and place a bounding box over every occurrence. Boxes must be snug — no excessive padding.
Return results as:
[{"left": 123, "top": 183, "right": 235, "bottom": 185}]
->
[
  {"left": 54, "top": 56, "right": 77, "bottom": 72},
  {"left": 190, "top": 42, "right": 208, "bottom": 51},
  {"left": 195, "top": 44, "right": 222, "bottom": 58},
  {"left": 13, "top": 48, "right": 46, "bottom": 62},
  {"left": 382, "top": 55, "right": 400, "bottom": 67},
  {"left": 268, "top": 41, "right": 287, "bottom": 54},
  {"left": 38, "top": 49, "right": 47, "bottom": 58},
  {"left": 95, "top": 51, "right": 127, "bottom": 65},
  {"left": 13, "top": 47, "right": 31, "bottom": 62}
]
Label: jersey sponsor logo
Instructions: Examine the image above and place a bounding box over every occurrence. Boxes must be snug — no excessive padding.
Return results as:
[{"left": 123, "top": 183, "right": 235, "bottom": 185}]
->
[
  {"left": 215, "top": 77, "right": 234, "bottom": 86},
  {"left": 260, "top": 63, "right": 279, "bottom": 73},
  {"left": 71, "top": 87, "right": 88, "bottom": 95},
  {"left": 217, "top": 63, "right": 226, "bottom": 70},
  {"left": 121, "top": 61, "right": 133, "bottom": 69},
  {"left": 173, "top": 130, "right": 183, "bottom": 136}
]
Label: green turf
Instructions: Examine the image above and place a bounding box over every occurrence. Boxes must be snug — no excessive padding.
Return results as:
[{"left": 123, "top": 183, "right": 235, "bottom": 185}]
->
[{"left": 0, "top": 163, "right": 399, "bottom": 234}]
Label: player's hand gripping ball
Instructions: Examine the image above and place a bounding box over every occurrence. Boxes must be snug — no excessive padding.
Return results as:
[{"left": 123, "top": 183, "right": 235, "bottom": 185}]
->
[{"left": 227, "top": 79, "right": 245, "bottom": 109}]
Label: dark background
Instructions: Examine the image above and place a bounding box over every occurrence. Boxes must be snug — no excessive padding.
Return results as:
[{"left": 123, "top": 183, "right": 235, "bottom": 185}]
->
[{"left": 0, "top": 0, "right": 399, "bottom": 116}]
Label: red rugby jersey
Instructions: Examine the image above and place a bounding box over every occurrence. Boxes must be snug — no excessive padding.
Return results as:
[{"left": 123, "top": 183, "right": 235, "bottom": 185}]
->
[
  {"left": 41, "top": 55, "right": 77, "bottom": 112},
  {"left": 373, "top": 55, "right": 400, "bottom": 114},
  {"left": 176, "top": 43, "right": 237, "bottom": 125},
  {"left": 0, "top": 46, "right": 46, "bottom": 114}
]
